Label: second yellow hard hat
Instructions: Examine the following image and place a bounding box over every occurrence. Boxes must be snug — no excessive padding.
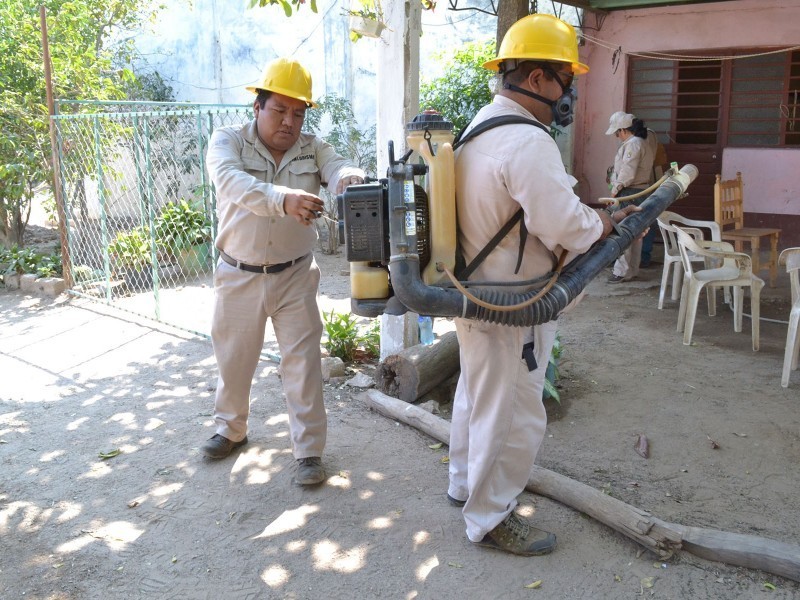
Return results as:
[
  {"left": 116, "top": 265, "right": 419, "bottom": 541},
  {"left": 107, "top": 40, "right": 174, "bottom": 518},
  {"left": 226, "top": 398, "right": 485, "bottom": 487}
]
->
[{"left": 246, "top": 57, "right": 317, "bottom": 107}]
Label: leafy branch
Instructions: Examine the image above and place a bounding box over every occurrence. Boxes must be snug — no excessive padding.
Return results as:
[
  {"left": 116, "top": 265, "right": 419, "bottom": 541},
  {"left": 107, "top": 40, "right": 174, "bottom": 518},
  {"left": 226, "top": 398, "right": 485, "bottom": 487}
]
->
[{"left": 248, "top": 0, "right": 318, "bottom": 17}]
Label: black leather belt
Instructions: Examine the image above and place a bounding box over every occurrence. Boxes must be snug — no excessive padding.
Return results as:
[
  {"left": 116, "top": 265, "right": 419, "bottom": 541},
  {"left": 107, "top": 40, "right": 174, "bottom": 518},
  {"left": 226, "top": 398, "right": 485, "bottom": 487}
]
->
[{"left": 219, "top": 250, "right": 308, "bottom": 274}]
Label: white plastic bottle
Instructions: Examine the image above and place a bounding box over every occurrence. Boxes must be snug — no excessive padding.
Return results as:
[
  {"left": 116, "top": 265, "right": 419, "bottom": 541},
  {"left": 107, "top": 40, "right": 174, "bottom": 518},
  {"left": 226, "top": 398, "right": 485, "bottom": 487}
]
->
[{"left": 418, "top": 315, "right": 434, "bottom": 345}]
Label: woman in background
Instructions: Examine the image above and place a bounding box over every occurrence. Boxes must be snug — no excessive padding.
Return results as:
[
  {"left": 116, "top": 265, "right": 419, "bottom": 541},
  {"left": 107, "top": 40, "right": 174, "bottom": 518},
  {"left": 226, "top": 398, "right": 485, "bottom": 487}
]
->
[{"left": 605, "top": 111, "right": 657, "bottom": 283}]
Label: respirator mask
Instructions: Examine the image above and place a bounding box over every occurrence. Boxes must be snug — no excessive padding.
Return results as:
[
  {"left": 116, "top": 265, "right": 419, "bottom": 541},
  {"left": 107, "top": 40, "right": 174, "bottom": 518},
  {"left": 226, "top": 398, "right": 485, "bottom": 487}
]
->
[{"left": 504, "top": 64, "right": 577, "bottom": 127}]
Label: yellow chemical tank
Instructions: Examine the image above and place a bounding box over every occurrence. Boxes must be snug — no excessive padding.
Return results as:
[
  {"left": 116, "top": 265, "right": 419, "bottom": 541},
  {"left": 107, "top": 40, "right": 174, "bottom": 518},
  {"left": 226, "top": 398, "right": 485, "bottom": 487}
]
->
[
  {"left": 349, "top": 261, "right": 389, "bottom": 299},
  {"left": 405, "top": 111, "right": 457, "bottom": 286}
]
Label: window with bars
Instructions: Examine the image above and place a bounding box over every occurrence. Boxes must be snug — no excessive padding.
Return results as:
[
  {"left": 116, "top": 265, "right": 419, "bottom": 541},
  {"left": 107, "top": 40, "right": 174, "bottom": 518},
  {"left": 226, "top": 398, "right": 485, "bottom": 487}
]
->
[{"left": 628, "top": 49, "right": 800, "bottom": 147}]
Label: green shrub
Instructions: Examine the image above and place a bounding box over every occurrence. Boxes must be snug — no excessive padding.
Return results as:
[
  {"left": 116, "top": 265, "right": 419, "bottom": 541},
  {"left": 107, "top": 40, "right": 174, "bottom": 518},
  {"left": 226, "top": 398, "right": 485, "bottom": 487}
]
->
[
  {"left": 361, "top": 319, "right": 380, "bottom": 359},
  {"left": 0, "top": 245, "right": 62, "bottom": 278},
  {"left": 323, "top": 310, "right": 360, "bottom": 362},
  {"left": 73, "top": 264, "right": 98, "bottom": 282},
  {"left": 154, "top": 200, "right": 212, "bottom": 255},
  {"left": 108, "top": 227, "right": 154, "bottom": 271},
  {"left": 323, "top": 310, "right": 380, "bottom": 362}
]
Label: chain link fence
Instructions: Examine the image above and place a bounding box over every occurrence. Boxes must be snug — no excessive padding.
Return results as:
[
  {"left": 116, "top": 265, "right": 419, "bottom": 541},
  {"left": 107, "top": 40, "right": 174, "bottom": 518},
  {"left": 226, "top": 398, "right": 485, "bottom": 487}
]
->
[{"left": 53, "top": 101, "right": 251, "bottom": 339}]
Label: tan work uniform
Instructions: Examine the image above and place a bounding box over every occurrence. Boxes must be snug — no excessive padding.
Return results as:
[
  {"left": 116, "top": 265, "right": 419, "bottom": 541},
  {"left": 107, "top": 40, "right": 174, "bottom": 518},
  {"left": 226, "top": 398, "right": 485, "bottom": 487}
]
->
[
  {"left": 206, "top": 119, "right": 362, "bottom": 458},
  {"left": 610, "top": 132, "right": 657, "bottom": 279},
  {"left": 450, "top": 96, "right": 603, "bottom": 542}
]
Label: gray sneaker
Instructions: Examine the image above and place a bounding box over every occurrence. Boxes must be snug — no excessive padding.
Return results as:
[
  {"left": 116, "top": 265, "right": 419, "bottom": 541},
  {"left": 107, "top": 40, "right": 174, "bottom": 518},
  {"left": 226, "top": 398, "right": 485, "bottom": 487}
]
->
[
  {"left": 294, "top": 457, "right": 326, "bottom": 486},
  {"left": 473, "top": 512, "right": 556, "bottom": 556},
  {"left": 201, "top": 434, "right": 247, "bottom": 459}
]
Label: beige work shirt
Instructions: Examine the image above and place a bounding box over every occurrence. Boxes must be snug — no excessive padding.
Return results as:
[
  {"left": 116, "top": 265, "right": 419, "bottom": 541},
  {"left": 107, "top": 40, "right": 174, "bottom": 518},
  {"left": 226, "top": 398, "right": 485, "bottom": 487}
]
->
[
  {"left": 610, "top": 130, "right": 657, "bottom": 196},
  {"left": 454, "top": 96, "right": 603, "bottom": 287},
  {"left": 206, "top": 119, "right": 363, "bottom": 265}
]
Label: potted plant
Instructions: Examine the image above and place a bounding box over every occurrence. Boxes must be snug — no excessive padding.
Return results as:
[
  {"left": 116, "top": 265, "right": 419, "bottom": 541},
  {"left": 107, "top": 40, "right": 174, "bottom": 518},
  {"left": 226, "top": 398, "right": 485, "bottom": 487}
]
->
[
  {"left": 154, "top": 200, "right": 213, "bottom": 274},
  {"left": 108, "top": 227, "right": 155, "bottom": 291},
  {"left": 345, "top": 0, "right": 386, "bottom": 40}
]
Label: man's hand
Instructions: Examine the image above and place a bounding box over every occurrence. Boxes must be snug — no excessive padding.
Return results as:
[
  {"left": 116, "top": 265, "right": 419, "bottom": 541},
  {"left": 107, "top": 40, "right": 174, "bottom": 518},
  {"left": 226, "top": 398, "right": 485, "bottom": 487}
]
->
[
  {"left": 596, "top": 204, "right": 645, "bottom": 239},
  {"left": 336, "top": 175, "right": 364, "bottom": 195},
  {"left": 614, "top": 205, "right": 650, "bottom": 240},
  {"left": 612, "top": 203, "right": 642, "bottom": 222},
  {"left": 284, "top": 191, "right": 325, "bottom": 226}
]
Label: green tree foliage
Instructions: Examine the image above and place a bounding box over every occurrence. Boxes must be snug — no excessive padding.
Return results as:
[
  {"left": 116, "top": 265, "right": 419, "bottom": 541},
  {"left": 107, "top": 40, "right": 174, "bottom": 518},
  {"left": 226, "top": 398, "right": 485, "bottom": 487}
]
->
[
  {"left": 123, "top": 71, "right": 175, "bottom": 102},
  {"left": 249, "top": 0, "right": 318, "bottom": 17},
  {"left": 419, "top": 39, "right": 497, "bottom": 133},
  {"left": 0, "top": 0, "right": 159, "bottom": 249},
  {"left": 305, "top": 94, "right": 377, "bottom": 178}
]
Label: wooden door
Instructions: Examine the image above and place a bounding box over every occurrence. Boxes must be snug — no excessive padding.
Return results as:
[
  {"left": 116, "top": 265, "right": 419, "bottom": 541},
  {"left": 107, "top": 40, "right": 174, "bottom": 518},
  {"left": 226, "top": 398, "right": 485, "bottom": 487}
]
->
[
  {"left": 662, "top": 143, "right": 721, "bottom": 221},
  {"left": 630, "top": 58, "right": 724, "bottom": 221}
]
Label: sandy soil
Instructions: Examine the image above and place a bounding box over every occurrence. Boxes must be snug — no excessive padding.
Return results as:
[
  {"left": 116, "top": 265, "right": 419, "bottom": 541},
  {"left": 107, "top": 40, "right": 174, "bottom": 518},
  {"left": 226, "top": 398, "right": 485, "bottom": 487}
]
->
[{"left": 1, "top": 243, "right": 799, "bottom": 600}]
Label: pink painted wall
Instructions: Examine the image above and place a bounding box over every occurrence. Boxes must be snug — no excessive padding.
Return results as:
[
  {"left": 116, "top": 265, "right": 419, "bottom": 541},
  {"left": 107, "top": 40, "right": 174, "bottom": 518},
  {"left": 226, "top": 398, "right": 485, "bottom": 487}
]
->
[
  {"left": 723, "top": 148, "right": 800, "bottom": 215},
  {"left": 573, "top": 0, "right": 800, "bottom": 216}
]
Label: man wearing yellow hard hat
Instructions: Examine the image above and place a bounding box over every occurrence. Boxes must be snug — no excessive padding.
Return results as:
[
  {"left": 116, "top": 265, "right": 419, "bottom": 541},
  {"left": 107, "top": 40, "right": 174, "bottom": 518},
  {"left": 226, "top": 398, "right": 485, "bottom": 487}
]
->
[
  {"left": 449, "top": 14, "right": 638, "bottom": 555},
  {"left": 202, "top": 57, "right": 364, "bottom": 486}
]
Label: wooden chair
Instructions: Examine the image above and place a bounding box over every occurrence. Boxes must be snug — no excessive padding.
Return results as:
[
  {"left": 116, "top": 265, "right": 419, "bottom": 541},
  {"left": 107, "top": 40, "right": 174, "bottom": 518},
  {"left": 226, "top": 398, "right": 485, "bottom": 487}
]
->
[{"left": 713, "top": 172, "right": 781, "bottom": 287}]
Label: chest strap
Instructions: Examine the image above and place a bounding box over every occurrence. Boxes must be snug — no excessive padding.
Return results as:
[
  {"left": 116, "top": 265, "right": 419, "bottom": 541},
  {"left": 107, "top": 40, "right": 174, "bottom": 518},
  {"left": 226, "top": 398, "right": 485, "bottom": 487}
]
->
[{"left": 452, "top": 115, "right": 549, "bottom": 280}]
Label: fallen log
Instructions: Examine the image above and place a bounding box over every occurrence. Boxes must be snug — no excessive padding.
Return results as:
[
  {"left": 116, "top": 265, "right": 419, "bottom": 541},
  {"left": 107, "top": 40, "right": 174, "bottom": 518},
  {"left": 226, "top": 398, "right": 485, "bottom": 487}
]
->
[
  {"left": 362, "top": 389, "right": 800, "bottom": 582},
  {"left": 374, "top": 330, "right": 460, "bottom": 402}
]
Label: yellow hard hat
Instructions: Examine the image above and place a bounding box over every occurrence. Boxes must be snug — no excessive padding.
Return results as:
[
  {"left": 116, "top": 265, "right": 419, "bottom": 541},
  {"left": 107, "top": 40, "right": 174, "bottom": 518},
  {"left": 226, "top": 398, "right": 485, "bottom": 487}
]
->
[
  {"left": 245, "top": 57, "right": 317, "bottom": 108},
  {"left": 483, "top": 14, "right": 589, "bottom": 75}
]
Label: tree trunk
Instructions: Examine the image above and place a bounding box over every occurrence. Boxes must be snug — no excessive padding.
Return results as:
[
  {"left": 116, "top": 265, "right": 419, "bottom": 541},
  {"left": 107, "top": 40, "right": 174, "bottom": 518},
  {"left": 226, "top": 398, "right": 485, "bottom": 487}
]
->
[
  {"left": 496, "top": 0, "right": 529, "bottom": 48},
  {"left": 374, "top": 330, "right": 460, "bottom": 402},
  {"left": 362, "top": 389, "right": 800, "bottom": 582},
  {"left": 0, "top": 199, "right": 25, "bottom": 249}
]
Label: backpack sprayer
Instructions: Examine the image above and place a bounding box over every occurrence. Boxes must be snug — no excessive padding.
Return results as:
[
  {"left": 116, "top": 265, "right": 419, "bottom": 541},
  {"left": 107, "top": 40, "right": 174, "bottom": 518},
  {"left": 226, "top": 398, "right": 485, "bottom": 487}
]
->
[{"left": 338, "top": 111, "right": 699, "bottom": 326}]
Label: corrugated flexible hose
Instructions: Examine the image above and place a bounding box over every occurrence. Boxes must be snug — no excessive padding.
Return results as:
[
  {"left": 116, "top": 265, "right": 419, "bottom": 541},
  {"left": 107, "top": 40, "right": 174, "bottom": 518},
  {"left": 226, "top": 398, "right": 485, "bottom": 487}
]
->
[{"left": 388, "top": 165, "right": 698, "bottom": 326}]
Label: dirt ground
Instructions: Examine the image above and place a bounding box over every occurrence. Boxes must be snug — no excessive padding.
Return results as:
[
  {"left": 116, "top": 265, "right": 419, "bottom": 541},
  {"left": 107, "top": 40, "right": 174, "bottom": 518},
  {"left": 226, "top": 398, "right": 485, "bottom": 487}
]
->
[{"left": 2, "top": 240, "right": 799, "bottom": 600}]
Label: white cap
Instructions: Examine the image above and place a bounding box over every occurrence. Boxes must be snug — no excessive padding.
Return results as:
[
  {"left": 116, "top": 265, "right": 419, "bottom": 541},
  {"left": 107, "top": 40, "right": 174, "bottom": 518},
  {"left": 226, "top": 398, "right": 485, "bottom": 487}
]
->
[{"left": 605, "top": 111, "right": 634, "bottom": 135}]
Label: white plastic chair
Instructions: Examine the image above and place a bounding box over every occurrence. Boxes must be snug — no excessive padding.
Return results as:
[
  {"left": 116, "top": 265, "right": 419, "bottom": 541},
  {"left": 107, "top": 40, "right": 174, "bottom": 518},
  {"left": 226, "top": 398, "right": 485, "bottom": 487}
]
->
[
  {"left": 675, "top": 226, "right": 764, "bottom": 351},
  {"left": 779, "top": 247, "right": 800, "bottom": 387},
  {"left": 656, "top": 214, "right": 715, "bottom": 309}
]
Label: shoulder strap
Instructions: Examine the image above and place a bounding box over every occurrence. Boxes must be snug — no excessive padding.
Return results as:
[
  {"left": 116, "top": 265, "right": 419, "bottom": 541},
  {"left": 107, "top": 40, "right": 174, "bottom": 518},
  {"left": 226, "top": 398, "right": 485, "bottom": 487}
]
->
[
  {"left": 453, "top": 115, "right": 549, "bottom": 150},
  {"left": 453, "top": 115, "right": 549, "bottom": 280},
  {"left": 458, "top": 209, "right": 525, "bottom": 281}
]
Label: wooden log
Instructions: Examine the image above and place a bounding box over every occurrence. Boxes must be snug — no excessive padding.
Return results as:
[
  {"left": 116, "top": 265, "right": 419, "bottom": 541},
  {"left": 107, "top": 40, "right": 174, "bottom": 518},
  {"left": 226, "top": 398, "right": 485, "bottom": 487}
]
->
[
  {"left": 527, "top": 466, "right": 682, "bottom": 559},
  {"left": 374, "top": 330, "right": 460, "bottom": 402},
  {"left": 366, "top": 388, "right": 452, "bottom": 441},
  {"left": 655, "top": 520, "right": 800, "bottom": 582},
  {"left": 362, "top": 389, "right": 800, "bottom": 582}
]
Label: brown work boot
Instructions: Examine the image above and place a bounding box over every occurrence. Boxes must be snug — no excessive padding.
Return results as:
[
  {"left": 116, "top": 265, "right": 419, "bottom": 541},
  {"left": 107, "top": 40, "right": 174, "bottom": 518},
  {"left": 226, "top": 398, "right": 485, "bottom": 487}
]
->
[
  {"left": 473, "top": 512, "right": 556, "bottom": 556},
  {"left": 201, "top": 434, "right": 247, "bottom": 459},
  {"left": 294, "top": 457, "right": 326, "bottom": 486}
]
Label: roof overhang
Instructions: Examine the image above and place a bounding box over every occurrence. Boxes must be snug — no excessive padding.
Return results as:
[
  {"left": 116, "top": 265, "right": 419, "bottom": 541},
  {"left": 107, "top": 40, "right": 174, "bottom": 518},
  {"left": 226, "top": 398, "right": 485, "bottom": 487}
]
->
[{"left": 557, "top": 0, "right": 736, "bottom": 10}]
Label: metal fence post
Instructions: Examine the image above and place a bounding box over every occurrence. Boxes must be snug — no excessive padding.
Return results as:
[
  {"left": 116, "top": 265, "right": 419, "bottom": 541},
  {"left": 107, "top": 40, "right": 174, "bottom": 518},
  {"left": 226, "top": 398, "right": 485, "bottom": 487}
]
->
[{"left": 93, "top": 114, "right": 112, "bottom": 302}]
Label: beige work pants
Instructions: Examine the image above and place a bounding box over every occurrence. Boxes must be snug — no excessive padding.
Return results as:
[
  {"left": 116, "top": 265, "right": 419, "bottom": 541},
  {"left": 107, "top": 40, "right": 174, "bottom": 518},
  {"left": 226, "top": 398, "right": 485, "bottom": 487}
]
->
[
  {"left": 612, "top": 237, "right": 642, "bottom": 279},
  {"left": 210, "top": 254, "right": 326, "bottom": 459},
  {"left": 448, "top": 318, "right": 557, "bottom": 542},
  {"left": 612, "top": 190, "right": 647, "bottom": 279}
]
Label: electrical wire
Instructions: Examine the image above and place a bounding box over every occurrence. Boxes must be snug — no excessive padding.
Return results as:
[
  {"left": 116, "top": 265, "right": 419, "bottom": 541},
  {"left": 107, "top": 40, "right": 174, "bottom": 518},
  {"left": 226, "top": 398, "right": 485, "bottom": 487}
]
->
[{"left": 582, "top": 33, "right": 800, "bottom": 63}]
